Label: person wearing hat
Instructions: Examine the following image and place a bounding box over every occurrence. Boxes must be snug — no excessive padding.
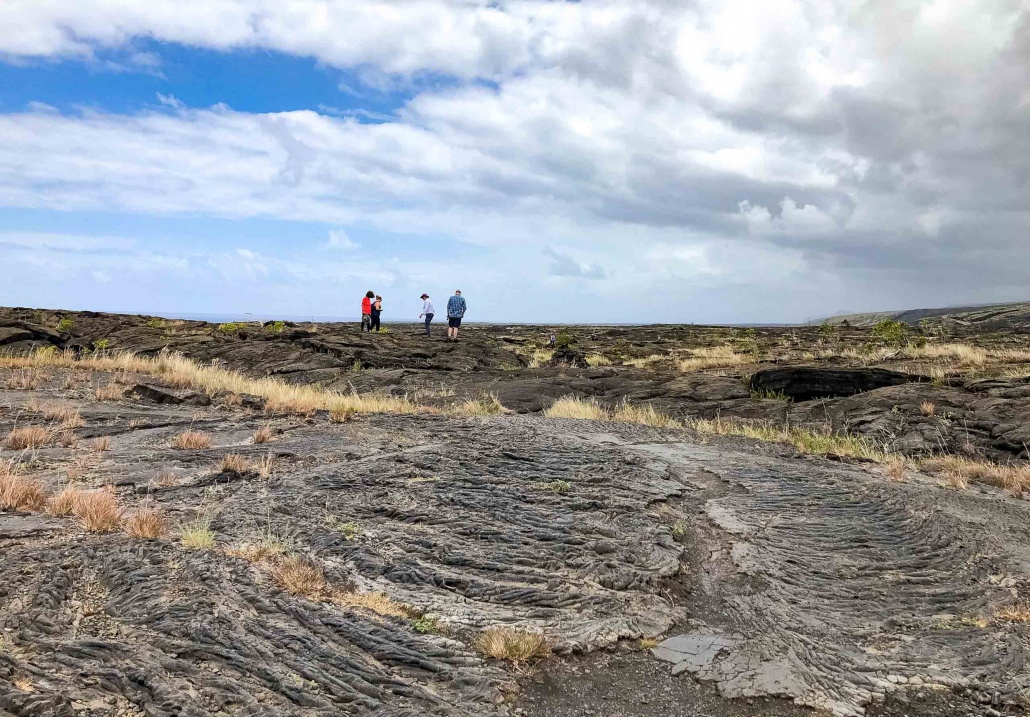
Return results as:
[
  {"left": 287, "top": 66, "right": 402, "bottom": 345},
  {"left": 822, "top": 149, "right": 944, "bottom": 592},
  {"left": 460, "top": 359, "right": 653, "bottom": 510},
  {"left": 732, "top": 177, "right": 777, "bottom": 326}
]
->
[{"left": 419, "top": 293, "right": 435, "bottom": 336}]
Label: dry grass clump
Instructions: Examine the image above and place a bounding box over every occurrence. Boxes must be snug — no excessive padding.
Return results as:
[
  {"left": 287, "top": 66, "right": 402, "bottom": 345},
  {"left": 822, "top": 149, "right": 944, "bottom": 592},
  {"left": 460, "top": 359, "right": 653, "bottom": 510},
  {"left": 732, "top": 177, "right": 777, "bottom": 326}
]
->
[
  {"left": 90, "top": 436, "right": 111, "bottom": 452},
  {"left": 172, "top": 431, "right": 211, "bottom": 449},
  {"left": 474, "top": 626, "right": 551, "bottom": 664},
  {"left": 678, "top": 346, "right": 750, "bottom": 372},
  {"left": 528, "top": 348, "right": 554, "bottom": 368},
  {"left": 72, "top": 490, "right": 122, "bottom": 532},
  {"left": 449, "top": 394, "right": 508, "bottom": 416},
  {"left": 919, "top": 455, "right": 1030, "bottom": 496},
  {"left": 4, "top": 425, "right": 50, "bottom": 450},
  {"left": 994, "top": 602, "right": 1030, "bottom": 624},
  {"left": 0, "top": 348, "right": 422, "bottom": 417},
  {"left": 885, "top": 454, "right": 909, "bottom": 482},
  {"left": 919, "top": 401, "right": 936, "bottom": 417},
  {"left": 543, "top": 396, "right": 681, "bottom": 428},
  {"left": 179, "top": 516, "right": 216, "bottom": 549},
  {"left": 93, "top": 384, "right": 124, "bottom": 401},
  {"left": 585, "top": 354, "right": 613, "bottom": 367},
  {"left": 0, "top": 463, "right": 48, "bottom": 511},
  {"left": 41, "top": 403, "right": 84, "bottom": 428},
  {"left": 623, "top": 354, "right": 668, "bottom": 369},
  {"left": 691, "top": 417, "right": 885, "bottom": 461},
  {"left": 46, "top": 486, "right": 87, "bottom": 516},
  {"left": 123, "top": 505, "right": 169, "bottom": 539},
  {"left": 335, "top": 590, "right": 414, "bottom": 618},
  {"left": 270, "top": 555, "right": 328, "bottom": 599},
  {"left": 543, "top": 396, "right": 608, "bottom": 421},
  {"left": 219, "top": 453, "right": 251, "bottom": 473},
  {"left": 252, "top": 425, "right": 274, "bottom": 444},
  {"left": 612, "top": 402, "right": 683, "bottom": 429},
  {"left": 329, "top": 406, "right": 355, "bottom": 423}
]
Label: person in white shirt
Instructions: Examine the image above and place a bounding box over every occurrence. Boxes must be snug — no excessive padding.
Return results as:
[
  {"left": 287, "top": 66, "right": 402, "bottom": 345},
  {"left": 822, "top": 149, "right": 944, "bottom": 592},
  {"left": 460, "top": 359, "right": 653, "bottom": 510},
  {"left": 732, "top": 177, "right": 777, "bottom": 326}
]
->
[{"left": 419, "top": 293, "right": 435, "bottom": 336}]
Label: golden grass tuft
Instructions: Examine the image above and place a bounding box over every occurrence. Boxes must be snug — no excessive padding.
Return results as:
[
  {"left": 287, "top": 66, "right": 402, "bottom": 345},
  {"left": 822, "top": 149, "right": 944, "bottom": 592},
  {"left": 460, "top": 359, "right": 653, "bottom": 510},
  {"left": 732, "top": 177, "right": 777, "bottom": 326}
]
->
[
  {"left": 622, "top": 354, "right": 668, "bottom": 369},
  {"left": 543, "top": 395, "right": 681, "bottom": 428},
  {"left": 885, "top": 454, "right": 909, "bottom": 482},
  {"left": 93, "top": 384, "right": 124, "bottom": 401},
  {"left": 474, "top": 626, "right": 551, "bottom": 664},
  {"left": 449, "top": 394, "right": 508, "bottom": 416},
  {"left": 0, "top": 348, "right": 422, "bottom": 417},
  {"left": 691, "top": 417, "right": 885, "bottom": 461},
  {"left": 919, "top": 401, "right": 936, "bottom": 417},
  {"left": 0, "top": 464, "right": 48, "bottom": 511},
  {"left": 612, "top": 402, "right": 683, "bottom": 429},
  {"left": 585, "top": 353, "right": 613, "bottom": 367},
  {"left": 678, "top": 346, "right": 750, "bottom": 372},
  {"left": 252, "top": 425, "right": 274, "bottom": 444},
  {"left": 72, "top": 490, "right": 122, "bottom": 532},
  {"left": 179, "top": 516, "right": 216, "bottom": 549},
  {"left": 329, "top": 406, "right": 355, "bottom": 423},
  {"left": 994, "top": 602, "right": 1030, "bottom": 624},
  {"left": 172, "top": 431, "right": 211, "bottom": 449},
  {"left": 123, "top": 505, "right": 169, "bottom": 539},
  {"left": 4, "top": 425, "right": 50, "bottom": 450},
  {"left": 528, "top": 348, "right": 554, "bottom": 368},
  {"left": 543, "top": 396, "right": 608, "bottom": 421},
  {"left": 335, "top": 590, "right": 414, "bottom": 618},
  {"left": 219, "top": 453, "right": 251, "bottom": 473},
  {"left": 270, "top": 555, "right": 328, "bottom": 599},
  {"left": 46, "top": 486, "right": 87, "bottom": 516},
  {"left": 41, "top": 403, "right": 84, "bottom": 428},
  {"left": 90, "top": 436, "right": 111, "bottom": 452},
  {"left": 919, "top": 455, "right": 1029, "bottom": 496}
]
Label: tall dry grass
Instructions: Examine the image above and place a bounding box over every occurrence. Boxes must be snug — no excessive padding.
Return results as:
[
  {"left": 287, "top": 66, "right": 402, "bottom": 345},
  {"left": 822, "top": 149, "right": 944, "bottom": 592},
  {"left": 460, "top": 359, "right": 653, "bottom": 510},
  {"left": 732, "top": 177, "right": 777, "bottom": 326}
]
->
[
  {"left": 678, "top": 346, "right": 750, "bottom": 372},
  {"left": 691, "top": 416, "right": 885, "bottom": 461},
  {"left": 0, "top": 348, "right": 422, "bottom": 416},
  {"left": 543, "top": 396, "right": 682, "bottom": 428}
]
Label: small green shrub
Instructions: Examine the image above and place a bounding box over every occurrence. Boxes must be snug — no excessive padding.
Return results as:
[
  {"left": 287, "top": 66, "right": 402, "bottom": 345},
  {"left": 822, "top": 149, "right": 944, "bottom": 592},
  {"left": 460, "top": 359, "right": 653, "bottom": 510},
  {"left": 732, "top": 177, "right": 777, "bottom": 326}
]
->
[
  {"left": 56, "top": 318, "right": 74, "bottom": 332},
  {"left": 750, "top": 387, "right": 790, "bottom": 401},
  {"left": 93, "top": 338, "right": 110, "bottom": 351},
  {"left": 535, "top": 479, "right": 571, "bottom": 493},
  {"left": 871, "top": 319, "right": 908, "bottom": 347},
  {"left": 218, "top": 322, "right": 244, "bottom": 334},
  {"left": 376, "top": 326, "right": 391, "bottom": 334},
  {"left": 146, "top": 317, "right": 165, "bottom": 329},
  {"left": 555, "top": 331, "right": 575, "bottom": 349},
  {"left": 412, "top": 616, "right": 441, "bottom": 634},
  {"left": 268, "top": 320, "right": 287, "bottom": 334}
]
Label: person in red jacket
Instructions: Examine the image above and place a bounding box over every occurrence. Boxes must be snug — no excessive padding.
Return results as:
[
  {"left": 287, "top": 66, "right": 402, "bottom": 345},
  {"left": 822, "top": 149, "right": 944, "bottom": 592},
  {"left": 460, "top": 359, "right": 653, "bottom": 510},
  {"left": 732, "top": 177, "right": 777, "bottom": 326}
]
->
[{"left": 361, "top": 290, "right": 374, "bottom": 332}]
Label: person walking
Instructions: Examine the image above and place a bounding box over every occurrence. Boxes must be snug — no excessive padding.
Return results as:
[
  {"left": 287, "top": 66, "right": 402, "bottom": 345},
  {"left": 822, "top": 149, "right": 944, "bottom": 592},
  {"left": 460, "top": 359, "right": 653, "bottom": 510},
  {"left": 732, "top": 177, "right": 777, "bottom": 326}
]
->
[
  {"left": 361, "top": 290, "right": 374, "bottom": 333},
  {"left": 370, "top": 295, "right": 383, "bottom": 332},
  {"left": 419, "top": 293, "right": 434, "bottom": 336},
  {"left": 446, "top": 289, "right": 467, "bottom": 342}
]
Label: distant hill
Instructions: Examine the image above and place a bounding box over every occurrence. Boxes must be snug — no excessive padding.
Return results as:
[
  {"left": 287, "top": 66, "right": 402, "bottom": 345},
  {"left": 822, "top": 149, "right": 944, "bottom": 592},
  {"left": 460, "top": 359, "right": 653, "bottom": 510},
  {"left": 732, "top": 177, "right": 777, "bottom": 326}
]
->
[{"left": 820, "top": 301, "right": 1030, "bottom": 331}]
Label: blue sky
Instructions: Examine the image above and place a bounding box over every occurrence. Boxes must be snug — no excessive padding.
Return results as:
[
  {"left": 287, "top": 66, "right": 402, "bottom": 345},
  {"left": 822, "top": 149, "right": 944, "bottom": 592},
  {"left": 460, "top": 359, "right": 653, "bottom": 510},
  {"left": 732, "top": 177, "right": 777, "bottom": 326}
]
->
[{"left": 0, "top": 1, "right": 1027, "bottom": 323}]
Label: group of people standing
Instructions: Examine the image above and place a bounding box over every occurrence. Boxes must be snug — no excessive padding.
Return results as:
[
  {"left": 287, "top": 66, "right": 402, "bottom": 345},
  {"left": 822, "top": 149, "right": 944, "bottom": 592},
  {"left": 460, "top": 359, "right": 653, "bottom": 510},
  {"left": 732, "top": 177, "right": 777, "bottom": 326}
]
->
[{"left": 361, "top": 289, "right": 467, "bottom": 341}]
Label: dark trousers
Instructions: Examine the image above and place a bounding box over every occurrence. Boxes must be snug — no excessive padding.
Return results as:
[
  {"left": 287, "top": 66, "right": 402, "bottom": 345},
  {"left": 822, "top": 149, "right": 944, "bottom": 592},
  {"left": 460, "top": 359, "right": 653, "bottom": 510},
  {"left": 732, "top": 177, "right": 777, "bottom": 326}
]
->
[
  {"left": 424, "top": 313, "right": 434, "bottom": 336},
  {"left": 370, "top": 315, "right": 381, "bottom": 331}
]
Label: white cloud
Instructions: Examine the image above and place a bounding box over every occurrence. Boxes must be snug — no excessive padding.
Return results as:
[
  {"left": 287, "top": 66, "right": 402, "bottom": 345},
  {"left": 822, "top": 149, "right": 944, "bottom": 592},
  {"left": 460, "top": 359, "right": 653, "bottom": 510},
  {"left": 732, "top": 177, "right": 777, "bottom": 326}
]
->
[
  {"left": 0, "top": 0, "right": 1028, "bottom": 319},
  {"left": 326, "top": 228, "right": 358, "bottom": 250}
]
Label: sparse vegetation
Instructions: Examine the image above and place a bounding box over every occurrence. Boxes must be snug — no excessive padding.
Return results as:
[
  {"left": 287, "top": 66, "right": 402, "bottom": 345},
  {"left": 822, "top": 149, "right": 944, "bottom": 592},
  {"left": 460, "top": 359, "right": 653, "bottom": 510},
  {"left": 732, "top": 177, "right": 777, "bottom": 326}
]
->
[
  {"left": 146, "top": 317, "right": 165, "bottom": 329},
  {"left": 252, "top": 425, "right": 274, "bottom": 444},
  {"left": 919, "top": 401, "right": 936, "bottom": 417},
  {"left": 544, "top": 396, "right": 681, "bottom": 428},
  {"left": 267, "top": 320, "right": 287, "bottom": 333},
  {"left": 73, "top": 490, "right": 122, "bottom": 532},
  {"left": 919, "top": 455, "right": 1029, "bottom": 496},
  {"left": 93, "top": 383, "right": 124, "bottom": 401},
  {"left": 179, "top": 515, "right": 216, "bottom": 549},
  {"left": 46, "top": 486, "right": 86, "bottom": 516},
  {"left": 612, "top": 402, "right": 683, "bottom": 428},
  {"left": 336, "top": 590, "right": 414, "bottom": 618},
  {"left": 691, "top": 417, "right": 886, "bottom": 462},
  {"left": 585, "top": 353, "right": 613, "bottom": 366},
  {"left": 218, "top": 322, "right": 244, "bottom": 334},
  {"left": 123, "top": 505, "right": 169, "bottom": 539},
  {"left": 4, "top": 425, "right": 50, "bottom": 450},
  {"left": 56, "top": 318, "right": 74, "bottom": 333},
  {"left": 449, "top": 394, "right": 507, "bottom": 416},
  {"left": 474, "top": 626, "right": 551, "bottom": 664},
  {"left": 411, "top": 615, "right": 441, "bottom": 634},
  {"left": 678, "top": 346, "right": 749, "bottom": 372},
  {"left": 93, "top": 339, "right": 111, "bottom": 352},
  {"left": 0, "top": 464, "right": 48, "bottom": 511},
  {"left": 994, "top": 602, "right": 1030, "bottom": 624},
  {"left": 172, "top": 431, "right": 212, "bottom": 449},
  {"left": 543, "top": 396, "right": 607, "bottom": 421},
  {"left": 871, "top": 319, "right": 909, "bottom": 347},
  {"left": 219, "top": 453, "right": 252, "bottom": 474},
  {"left": 90, "top": 436, "right": 111, "bottom": 452},
  {"left": 270, "top": 555, "right": 328, "bottom": 599}
]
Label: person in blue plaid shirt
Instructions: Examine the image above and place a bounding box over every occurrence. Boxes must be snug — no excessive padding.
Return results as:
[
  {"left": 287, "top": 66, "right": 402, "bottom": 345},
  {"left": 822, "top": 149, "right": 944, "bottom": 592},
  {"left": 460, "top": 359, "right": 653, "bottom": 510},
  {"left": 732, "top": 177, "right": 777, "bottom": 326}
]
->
[{"left": 446, "top": 290, "right": 467, "bottom": 342}]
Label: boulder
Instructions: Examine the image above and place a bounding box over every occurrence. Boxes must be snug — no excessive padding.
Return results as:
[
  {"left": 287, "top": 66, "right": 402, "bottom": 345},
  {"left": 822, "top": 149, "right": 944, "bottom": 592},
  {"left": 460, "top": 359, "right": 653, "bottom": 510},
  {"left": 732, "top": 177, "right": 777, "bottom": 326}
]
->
[
  {"left": 750, "top": 367, "right": 921, "bottom": 401},
  {"left": 130, "top": 383, "right": 212, "bottom": 406}
]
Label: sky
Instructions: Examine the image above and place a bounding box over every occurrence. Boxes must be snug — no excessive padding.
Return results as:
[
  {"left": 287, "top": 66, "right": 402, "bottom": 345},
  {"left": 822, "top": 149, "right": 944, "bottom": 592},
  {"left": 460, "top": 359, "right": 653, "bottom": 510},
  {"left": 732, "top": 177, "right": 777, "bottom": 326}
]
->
[{"left": 0, "top": 1, "right": 1028, "bottom": 324}]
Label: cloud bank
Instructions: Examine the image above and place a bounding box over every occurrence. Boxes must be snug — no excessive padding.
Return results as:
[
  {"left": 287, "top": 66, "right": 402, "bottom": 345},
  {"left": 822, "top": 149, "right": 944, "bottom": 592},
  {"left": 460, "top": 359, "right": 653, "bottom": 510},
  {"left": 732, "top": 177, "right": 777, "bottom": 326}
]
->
[{"left": 0, "top": 0, "right": 1027, "bottom": 321}]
